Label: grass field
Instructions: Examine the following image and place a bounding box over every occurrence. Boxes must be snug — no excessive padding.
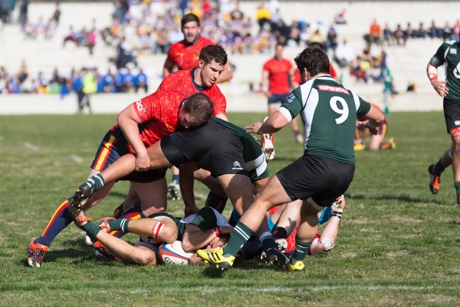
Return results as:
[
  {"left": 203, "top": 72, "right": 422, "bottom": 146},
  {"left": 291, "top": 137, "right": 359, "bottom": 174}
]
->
[{"left": 1, "top": 111, "right": 460, "bottom": 306}]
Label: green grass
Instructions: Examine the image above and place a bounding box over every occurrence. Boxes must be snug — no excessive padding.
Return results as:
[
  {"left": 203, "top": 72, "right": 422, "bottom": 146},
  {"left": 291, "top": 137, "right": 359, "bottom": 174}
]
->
[{"left": 1, "top": 112, "right": 460, "bottom": 306}]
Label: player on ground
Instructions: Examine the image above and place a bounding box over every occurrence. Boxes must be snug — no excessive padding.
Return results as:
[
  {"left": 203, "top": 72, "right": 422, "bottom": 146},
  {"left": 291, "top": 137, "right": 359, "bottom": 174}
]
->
[
  {"left": 197, "top": 46, "right": 385, "bottom": 272},
  {"left": 354, "top": 103, "right": 396, "bottom": 151},
  {"left": 426, "top": 39, "right": 460, "bottom": 202},
  {"left": 70, "top": 117, "right": 286, "bottom": 265},
  {"left": 76, "top": 207, "right": 232, "bottom": 266},
  {"left": 26, "top": 92, "right": 213, "bottom": 268}
]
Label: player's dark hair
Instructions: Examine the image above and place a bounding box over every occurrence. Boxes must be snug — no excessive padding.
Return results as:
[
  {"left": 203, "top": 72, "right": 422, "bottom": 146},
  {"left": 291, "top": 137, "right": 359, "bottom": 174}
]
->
[
  {"left": 294, "top": 47, "right": 330, "bottom": 77},
  {"left": 182, "top": 92, "right": 214, "bottom": 126},
  {"left": 181, "top": 13, "right": 200, "bottom": 28},
  {"left": 199, "top": 45, "right": 228, "bottom": 66}
]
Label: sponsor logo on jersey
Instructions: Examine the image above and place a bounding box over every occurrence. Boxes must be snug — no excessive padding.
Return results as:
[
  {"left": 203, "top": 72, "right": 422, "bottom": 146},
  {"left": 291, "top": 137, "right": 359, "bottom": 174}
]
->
[
  {"left": 232, "top": 161, "right": 243, "bottom": 170},
  {"left": 135, "top": 100, "right": 146, "bottom": 113},
  {"left": 450, "top": 48, "right": 457, "bottom": 54},
  {"left": 455, "top": 120, "right": 460, "bottom": 126},
  {"left": 317, "top": 85, "right": 350, "bottom": 95},
  {"left": 287, "top": 93, "right": 295, "bottom": 103}
]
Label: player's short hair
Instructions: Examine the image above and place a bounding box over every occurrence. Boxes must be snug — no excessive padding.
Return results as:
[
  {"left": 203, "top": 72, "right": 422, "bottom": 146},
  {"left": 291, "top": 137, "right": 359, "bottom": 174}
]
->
[
  {"left": 182, "top": 92, "right": 214, "bottom": 126},
  {"left": 181, "top": 13, "right": 200, "bottom": 28},
  {"left": 294, "top": 47, "right": 330, "bottom": 77},
  {"left": 199, "top": 45, "right": 228, "bottom": 66}
]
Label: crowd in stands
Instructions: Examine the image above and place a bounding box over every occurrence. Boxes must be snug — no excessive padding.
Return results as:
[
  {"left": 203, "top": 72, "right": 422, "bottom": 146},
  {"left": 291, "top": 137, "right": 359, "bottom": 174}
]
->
[
  {"left": 364, "top": 19, "right": 460, "bottom": 47},
  {"left": 0, "top": 64, "right": 149, "bottom": 96}
]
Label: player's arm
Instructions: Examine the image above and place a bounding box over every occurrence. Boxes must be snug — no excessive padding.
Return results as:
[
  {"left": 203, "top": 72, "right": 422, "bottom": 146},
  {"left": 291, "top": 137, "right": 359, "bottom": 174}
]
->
[
  {"left": 427, "top": 61, "right": 448, "bottom": 97},
  {"left": 179, "top": 162, "right": 201, "bottom": 217},
  {"left": 182, "top": 224, "right": 233, "bottom": 253},
  {"left": 261, "top": 69, "right": 270, "bottom": 97},
  {"left": 246, "top": 110, "right": 290, "bottom": 135},
  {"left": 162, "top": 58, "right": 176, "bottom": 78},
  {"left": 360, "top": 103, "right": 385, "bottom": 135},
  {"left": 117, "top": 105, "right": 150, "bottom": 171},
  {"left": 216, "top": 62, "right": 233, "bottom": 83}
]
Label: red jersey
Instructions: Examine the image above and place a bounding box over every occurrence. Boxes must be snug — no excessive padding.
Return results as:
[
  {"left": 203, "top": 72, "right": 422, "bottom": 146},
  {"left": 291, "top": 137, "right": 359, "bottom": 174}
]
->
[
  {"left": 292, "top": 63, "right": 338, "bottom": 85},
  {"left": 166, "top": 35, "right": 215, "bottom": 71},
  {"left": 263, "top": 57, "right": 292, "bottom": 94},
  {"left": 158, "top": 69, "right": 226, "bottom": 117},
  {"left": 112, "top": 90, "right": 187, "bottom": 154}
]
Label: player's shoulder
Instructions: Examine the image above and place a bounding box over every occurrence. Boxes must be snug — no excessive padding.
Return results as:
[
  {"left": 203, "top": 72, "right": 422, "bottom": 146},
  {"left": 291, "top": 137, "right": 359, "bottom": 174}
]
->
[
  {"left": 198, "top": 36, "right": 215, "bottom": 45},
  {"left": 152, "top": 89, "right": 186, "bottom": 101}
]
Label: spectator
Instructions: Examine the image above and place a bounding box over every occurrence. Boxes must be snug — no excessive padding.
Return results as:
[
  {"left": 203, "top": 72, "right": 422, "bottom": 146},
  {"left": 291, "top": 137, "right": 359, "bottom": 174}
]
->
[
  {"left": 153, "top": 28, "right": 169, "bottom": 54},
  {"left": 133, "top": 68, "right": 148, "bottom": 93},
  {"left": 87, "top": 29, "right": 96, "bottom": 55},
  {"left": 17, "top": 59, "right": 28, "bottom": 85},
  {"left": 63, "top": 25, "right": 77, "bottom": 47},
  {"left": 230, "top": 3, "right": 244, "bottom": 21},
  {"left": 333, "top": 39, "right": 354, "bottom": 68},
  {"left": 382, "top": 23, "right": 394, "bottom": 45},
  {"left": 18, "top": 0, "right": 29, "bottom": 28},
  {"left": 256, "top": 2, "right": 271, "bottom": 33},
  {"left": 393, "top": 24, "right": 406, "bottom": 46},
  {"left": 453, "top": 20, "right": 460, "bottom": 41},
  {"left": 334, "top": 8, "right": 347, "bottom": 25},
  {"left": 52, "top": 2, "right": 61, "bottom": 26},
  {"left": 308, "top": 28, "right": 323, "bottom": 45},
  {"left": 442, "top": 22, "right": 453, "bottom": 42},
  {"left": 369, "top": 18, "right": 381, "bottom": 45},
  {"left": 404, "top": 22, "right": 416, "bottom": 39},
  {"left": 429, "top": 20, "right": 441, "bottom": 39},
  {"left": 416, "top": 22, "right": 428, "bottom": 38},
  {"left": 325, "top": 26, "right": 338, "bottom": 53}
]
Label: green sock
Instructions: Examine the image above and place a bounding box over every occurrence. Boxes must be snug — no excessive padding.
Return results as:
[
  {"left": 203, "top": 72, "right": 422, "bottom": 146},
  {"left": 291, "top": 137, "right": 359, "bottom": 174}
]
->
[
  {"left": 291, "top": 239, "right": 312, "bottom": 263},
  {"left": 223, "top": 222, "right": 253, "bottom": 256},
  {"left": 107, "top": 218, "right": 130, "bottom": 233},
  {"left": 454, "top": 182, "right": 460, "bottom": 195},
  {"left": 88, "top": 173, "right": 105, "bottom": 191},
  {"left": 82, "top": 221, "right": 101, "bottom": 240}
]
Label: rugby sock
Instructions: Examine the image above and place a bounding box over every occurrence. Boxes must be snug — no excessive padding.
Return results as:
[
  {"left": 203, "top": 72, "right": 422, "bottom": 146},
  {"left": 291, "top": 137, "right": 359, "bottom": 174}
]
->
[
  {"left": 82, "top": 221, "right": 101, "bottom": 241},
  {"left": 110, "top": 204, "right": 145, "bottom": 238},
  {"left": 291, "top": 239, "right": 312, "bottom": 263},
  {"left": 379, "top": 141, "right": 391, "bottom": 150},
  {"left": 107, "top": 218, "right": 130, "bottom": 233},
  {"left": 434, "top": 160, "right": 446, "bottom": 175},
  {"left": 260, "top": 232, "right": 278, "bottom": 251},
  {"left": 87, "top": 173, "right": 105, "bottom": 191},
  {"left": 454, "top": 181, "right": 460, "bottom": 195},
  {"left": 223, "top": 222, "right": 253, "bottom": 256},
  {"left": 35, "top": 198, "right": 74, "bottom": 247},
  {"left": 272, "top": 227, "right": 288, "bottom": 240},
  {"left": 172, "top": 174, "right": 179, "bottom": 184},
  {"left": 205, "top": 191, "right": 229, "bottom": 213}
]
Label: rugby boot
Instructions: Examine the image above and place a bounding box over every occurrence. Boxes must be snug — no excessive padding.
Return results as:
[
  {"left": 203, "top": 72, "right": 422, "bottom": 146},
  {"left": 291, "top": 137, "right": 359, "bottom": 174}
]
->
[
  {"left": 27, "top": 239, "right": 49, "bottom": 268},
  {"left": 261, "top": 117, "right": 275, "bottom": 161},
  {"left": 168, "top": 181, "right": 181, "bottom": 200},
  {"left": 287, "top": 260, "right": 306, "bottom": 272},
  {"left": 69, "top": 181, "right": 95, "bottom": 218},
  {"left": 427, "top": 164, "right": 441, "bottom": 194},
  {"left": 196, "top": 247, "right": 235, "bottom": 271},
  {"left": 265, "top": 246, "right": 289, "bottom": 269}
]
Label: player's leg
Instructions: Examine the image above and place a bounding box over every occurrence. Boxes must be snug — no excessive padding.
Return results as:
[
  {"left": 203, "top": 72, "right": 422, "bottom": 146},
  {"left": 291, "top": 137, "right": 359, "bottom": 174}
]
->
[
  {"left": 198, "top": 174, "right": 291, "bottom": 270},
  {"left": 27, "top": 168, "right": 115, "bottom": 268},
  {"left": 428, "top": 149, "right": 451, "bottom": 195},
  {"left": 131, "top": 178, "right": 168, "bottom": 217},
  {"left": 451, "top": 128, "right": 460, "bottom": 203},
  {"left": 194, "top": 168, "right": 229, "bottom": 214}
]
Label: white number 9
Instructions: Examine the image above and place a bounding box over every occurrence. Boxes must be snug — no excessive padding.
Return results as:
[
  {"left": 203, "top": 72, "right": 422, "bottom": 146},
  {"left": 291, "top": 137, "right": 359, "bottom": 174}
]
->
[{"left": 330, "top": 96, "right": 349, "bottom": 124}]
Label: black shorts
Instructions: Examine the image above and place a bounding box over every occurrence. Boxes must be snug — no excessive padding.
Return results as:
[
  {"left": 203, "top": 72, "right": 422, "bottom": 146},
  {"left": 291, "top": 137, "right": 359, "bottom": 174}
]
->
[
  {"left": 276, "top": 154, "right": 355, "bottom": 208},
  {"left": 443, "top": 98, "right": 460, "bottom": 133},
  {"left": 161, "top": 120, "right": 248, "bottom": 177},
  {"left": 91, "top": 129, "right": 166, "bottom": 183}
]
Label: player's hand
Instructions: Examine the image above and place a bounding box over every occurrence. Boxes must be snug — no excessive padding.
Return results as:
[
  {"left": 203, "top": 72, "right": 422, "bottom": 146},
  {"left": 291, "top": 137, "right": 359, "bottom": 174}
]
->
[
  {"left": 246, "top": 122, "right": 263, "bottom": 134},
  {"left": 264, "top": 91, "right": 272, "bottom": 98},
  {"left": 431, "top": 80, "right": 449, "bottom": 97},
  {"left": 184, "top": 204, "right": 200, "bottom": 217},
  {"left": 135, "top": 152, "right": 150, "bottom": 172}
]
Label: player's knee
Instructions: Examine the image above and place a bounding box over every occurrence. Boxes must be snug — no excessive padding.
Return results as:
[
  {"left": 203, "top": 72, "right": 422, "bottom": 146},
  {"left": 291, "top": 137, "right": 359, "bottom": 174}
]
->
[
  {"left": 159, "top": 223, "right": 178, "bottom": 244},
  {"left": 132, "top": 249, "right": 156, "bottom": 265},
  {"left": 450, "top": 127, "right": 460, "bottom": 141}
]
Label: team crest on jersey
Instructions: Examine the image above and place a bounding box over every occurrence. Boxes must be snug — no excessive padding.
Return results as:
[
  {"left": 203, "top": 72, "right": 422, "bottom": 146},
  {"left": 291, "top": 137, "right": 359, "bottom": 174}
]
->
[
  {"left": 287, "top": 93, "right": 295, "bottom": 103},
  {"left": 232, "top": 161, "right": 243, "bottom": 170},
  {"left": 135, "top": 100, "right": 146, "bottom": 113}
]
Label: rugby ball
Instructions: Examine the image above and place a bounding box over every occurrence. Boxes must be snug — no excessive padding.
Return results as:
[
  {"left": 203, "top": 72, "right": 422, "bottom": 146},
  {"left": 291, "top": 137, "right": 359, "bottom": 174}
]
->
[{"left": 159, "top": 240, "right": 193, "bottom": 265}]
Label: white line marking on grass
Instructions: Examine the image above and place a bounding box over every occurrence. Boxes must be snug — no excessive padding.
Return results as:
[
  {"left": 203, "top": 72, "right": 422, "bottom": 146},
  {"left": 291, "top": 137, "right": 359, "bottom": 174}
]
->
[
  {"left": 70, "top": 155, "right": 83, "bottom": 163},
  {"left": 23, "top": 142, "right": 39, "bottom": 151}
]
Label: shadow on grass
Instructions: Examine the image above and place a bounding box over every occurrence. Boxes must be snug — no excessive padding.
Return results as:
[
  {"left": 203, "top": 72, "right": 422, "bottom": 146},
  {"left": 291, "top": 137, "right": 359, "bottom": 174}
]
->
[
  {"left": 201, "top": 258, "right": 284, "bottom": 278},
  {"left": 346, "top": 193, "right": 454, "bottom": 206}
]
